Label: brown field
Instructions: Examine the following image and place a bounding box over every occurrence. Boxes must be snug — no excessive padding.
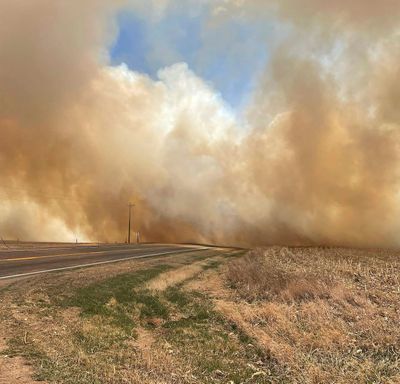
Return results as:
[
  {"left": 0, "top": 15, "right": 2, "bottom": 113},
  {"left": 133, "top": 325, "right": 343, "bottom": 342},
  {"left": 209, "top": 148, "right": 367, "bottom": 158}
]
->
[
  {"left": 0, "top": 246, "right": 399, "bottom": 383},
  {"left": 223, "top": 247, "right": 400, "bottom": 383}
]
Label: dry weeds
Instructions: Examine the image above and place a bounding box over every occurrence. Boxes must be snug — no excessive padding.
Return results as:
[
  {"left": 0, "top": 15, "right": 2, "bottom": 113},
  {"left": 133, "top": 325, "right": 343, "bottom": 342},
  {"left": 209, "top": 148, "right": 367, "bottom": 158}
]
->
[
  {"left": 147, "top": 265, "right": 202, "bottom": 291},
  {"left": 146, "top": 260, "right": 211, "bottom": 291},
  {"left": 0, "top": 248, "right": 253, "bottom": 384},
  {"left": 1, "top": 246, "right": 398, "bottom": 383},
  {"left": 221, "top": 247, "right": 400, "bottom": 383}
]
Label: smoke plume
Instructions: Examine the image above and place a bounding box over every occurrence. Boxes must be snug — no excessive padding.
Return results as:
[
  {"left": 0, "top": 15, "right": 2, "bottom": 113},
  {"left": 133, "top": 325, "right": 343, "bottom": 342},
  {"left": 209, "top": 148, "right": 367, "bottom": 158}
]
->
[{"left": 0, "top": 0, "right": 399, "bottom": 247}]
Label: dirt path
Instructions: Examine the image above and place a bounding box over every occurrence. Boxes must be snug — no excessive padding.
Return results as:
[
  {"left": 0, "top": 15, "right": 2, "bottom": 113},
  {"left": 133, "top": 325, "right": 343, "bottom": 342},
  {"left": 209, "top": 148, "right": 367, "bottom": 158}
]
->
[
  {"left": 0, "top": 329, "right": 45, "bottom": 384},
  {"left": 146, "top": 257, "right": 222, "bottom": 291}
]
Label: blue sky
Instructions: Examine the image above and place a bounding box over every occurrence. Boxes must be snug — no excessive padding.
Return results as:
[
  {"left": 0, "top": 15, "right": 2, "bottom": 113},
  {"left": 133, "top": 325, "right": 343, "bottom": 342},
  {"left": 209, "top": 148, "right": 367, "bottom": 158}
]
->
[{"left": 109, "top": 7, "right": 270, "bottom": 109}]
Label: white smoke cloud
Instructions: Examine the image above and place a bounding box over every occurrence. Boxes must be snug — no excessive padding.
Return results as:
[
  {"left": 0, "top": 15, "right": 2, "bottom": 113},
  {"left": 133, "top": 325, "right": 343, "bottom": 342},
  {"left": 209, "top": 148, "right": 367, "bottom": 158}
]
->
[{"left": 1, "top": 0, "right": 400, "bottom": 247}]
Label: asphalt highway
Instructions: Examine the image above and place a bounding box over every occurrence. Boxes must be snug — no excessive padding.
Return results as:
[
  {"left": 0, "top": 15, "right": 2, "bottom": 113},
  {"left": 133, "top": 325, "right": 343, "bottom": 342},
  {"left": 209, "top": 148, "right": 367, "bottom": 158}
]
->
[{"left": 0, "top": 243, "right": 204, "bottom": 280}]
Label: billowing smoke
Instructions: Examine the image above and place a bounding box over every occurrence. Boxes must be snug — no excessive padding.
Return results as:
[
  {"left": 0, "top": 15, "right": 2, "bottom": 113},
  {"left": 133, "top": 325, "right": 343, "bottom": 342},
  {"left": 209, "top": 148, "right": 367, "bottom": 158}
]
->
[{"left": 0, "top": 0, "right": 399, "bottom": 247}]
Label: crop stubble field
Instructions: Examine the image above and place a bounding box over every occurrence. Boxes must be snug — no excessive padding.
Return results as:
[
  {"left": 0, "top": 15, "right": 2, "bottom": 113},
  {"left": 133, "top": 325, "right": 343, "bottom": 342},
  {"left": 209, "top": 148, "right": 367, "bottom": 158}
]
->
[{"left": 0, "top": 246, "right": 399, "bottom": 383}]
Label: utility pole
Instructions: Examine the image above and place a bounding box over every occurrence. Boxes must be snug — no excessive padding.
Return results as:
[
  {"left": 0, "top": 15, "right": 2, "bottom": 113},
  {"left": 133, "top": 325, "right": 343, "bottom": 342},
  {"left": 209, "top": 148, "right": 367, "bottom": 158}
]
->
[{"left": 127, "top": 203, "right": 134, "bottom": 244}]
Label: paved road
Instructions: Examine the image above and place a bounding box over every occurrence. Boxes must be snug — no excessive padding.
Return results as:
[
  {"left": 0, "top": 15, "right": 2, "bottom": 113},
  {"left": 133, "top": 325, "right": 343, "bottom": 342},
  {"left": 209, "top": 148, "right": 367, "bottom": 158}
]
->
[{"left": 0, "top": 243, "right": 205, "bottom": 280}]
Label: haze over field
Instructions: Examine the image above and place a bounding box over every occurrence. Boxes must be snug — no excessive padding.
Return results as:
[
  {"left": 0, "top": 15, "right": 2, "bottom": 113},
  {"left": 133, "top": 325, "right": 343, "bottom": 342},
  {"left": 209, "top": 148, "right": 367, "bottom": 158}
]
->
[{"left": 0, "top": 0, "right": 399, "bottom": 246}]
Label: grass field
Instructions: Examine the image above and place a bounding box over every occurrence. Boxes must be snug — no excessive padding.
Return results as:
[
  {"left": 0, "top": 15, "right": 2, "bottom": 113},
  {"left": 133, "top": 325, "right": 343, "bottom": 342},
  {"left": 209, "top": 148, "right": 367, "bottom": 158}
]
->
[
  {"left": 224, "top": 247, "right": 400, "bottom": 383},
  {"left": 0, "top": 246, "right": 399, "bottom": 383}
]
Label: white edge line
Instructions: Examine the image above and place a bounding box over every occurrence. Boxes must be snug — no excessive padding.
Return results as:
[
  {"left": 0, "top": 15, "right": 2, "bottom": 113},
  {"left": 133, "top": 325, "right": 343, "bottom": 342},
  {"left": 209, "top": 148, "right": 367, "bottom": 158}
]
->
[{"left": 0, "top": 248, "right": 207, "bottom": 281}]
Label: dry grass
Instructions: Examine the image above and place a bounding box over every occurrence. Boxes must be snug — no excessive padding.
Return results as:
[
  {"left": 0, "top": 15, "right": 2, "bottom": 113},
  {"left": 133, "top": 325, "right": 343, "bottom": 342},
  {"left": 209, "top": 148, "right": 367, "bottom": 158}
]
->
[
  {"left": 0, "top": 248, "right": 262, "bottom": 384},
  {"left": 146, "top": 260, "right": 212, "bottom": 291},
  {"left": 222, "top": 247, "right": 400, "bottom": 383},
  {"left": 226, "top": 248, "right": 337, "bottom": 302},
  {"left": 0, "top": 330, "right": 40, "bottom": 384},
  {"left": 0, "top": 253, "right": 196, "bottom": 384},
  {"left": 1, "top": 246, "right": 399, "bottom": 383}
]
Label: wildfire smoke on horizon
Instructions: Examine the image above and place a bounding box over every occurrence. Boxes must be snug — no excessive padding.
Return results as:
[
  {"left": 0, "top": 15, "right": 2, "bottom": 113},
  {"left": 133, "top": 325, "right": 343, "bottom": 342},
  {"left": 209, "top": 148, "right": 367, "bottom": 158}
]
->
[{"left": 0, "top": 0, "right": 399, "bottom": 247}]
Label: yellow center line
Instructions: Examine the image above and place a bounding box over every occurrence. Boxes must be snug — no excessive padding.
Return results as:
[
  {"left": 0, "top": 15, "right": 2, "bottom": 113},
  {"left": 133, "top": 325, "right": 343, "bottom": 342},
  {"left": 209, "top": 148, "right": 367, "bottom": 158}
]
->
[{"left": 0, "top": 248, "right": 158, "bottom": 262}]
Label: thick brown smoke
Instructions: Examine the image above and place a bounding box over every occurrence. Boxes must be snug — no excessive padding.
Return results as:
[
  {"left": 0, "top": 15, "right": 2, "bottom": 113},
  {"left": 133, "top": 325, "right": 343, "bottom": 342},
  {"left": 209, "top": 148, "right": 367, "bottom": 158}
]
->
[{"left": 0, "top": 0, "right": 399, "bottom": 247}]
